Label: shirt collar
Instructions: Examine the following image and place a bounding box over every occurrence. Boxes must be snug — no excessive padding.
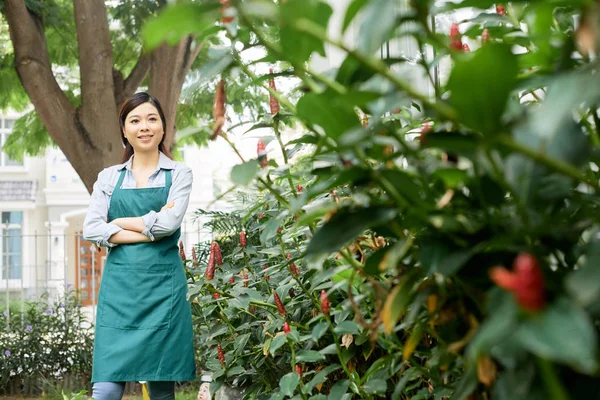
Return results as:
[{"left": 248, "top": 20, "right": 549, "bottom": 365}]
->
[{"left": 117, "top": 151, "right": 177, "bottom": 171}]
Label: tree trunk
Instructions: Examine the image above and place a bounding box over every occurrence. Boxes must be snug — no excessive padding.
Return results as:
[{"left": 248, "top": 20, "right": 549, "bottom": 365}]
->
[{"left": 3, "top": 0, "right": 199, "bottom": 193}]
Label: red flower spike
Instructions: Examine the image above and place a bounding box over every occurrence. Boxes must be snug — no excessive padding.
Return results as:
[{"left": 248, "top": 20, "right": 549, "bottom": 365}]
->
[
  {"left": 220, "top": 0, "right": 234, "bottom": 23},
  {"left": 482, "top": 28, "right": 490, "bottom": 43},
  {"left": 258, "top": 213, "right": 264, "bottom": 219},
  {"left": 179, "top": 242, "right": 186, "bottom": 261},
  {"left": 496, "top": 4, "right": 506, "bottom": 15},
  {"left": 463, "top": 43, "right": 471, "bottom": 52},
  {"left": 206, "top": 253, "right": 215, "bottom": 280},
  {"left": 449, "top": 23, "right": 463, "bottom": 50},
  {"left": 243, "top": 273, "right": 249, "bottom": 287},
  {"left": 274, "top": 292, "right": 286, "bottom": 316},
  {"left": 283, "top": 322, "right": 291, "bottom": 334},
  {"left": 277, "top": 227, "right": 282, "bottom": 234},
  {"left": 320, "top": 290, "right": 330, "bottom": 316},
  {"left": 211, "top": 242, "right": 223, "bottom": 266},
  {"left": 257, "top": 140, "right": 268, "bottom": 168},
  {"left": 297, "top": 184, "right": 303, "bottom": 193},
  {"left": 289, "top": 262, "right": 298, "bottom": 276},
  {"left": 263, "top": 264, "right": 270, "bottom": 281},
  {"left": 295, "top": 365, "right": 302, "bottom": 378},
  {"left": 191, "top": 247, "right": 199, "bottom": 267},
  {"left": 240, "top": 231, "right": 247, "bottom": 248},
  {"left": 286, "top": 253, "right": 292, "bottom": 260},
  {"left": 229, "top": 276, "right": 235, "bottom": 285},
  {"left": 490, "top": 253, "right": 546, "bottom": 312},
  {"left": 214, "top": 293, "right": 220, "bottom": 300},
  {"left": 268, "top": 68, "right": 280, "bottom": 115},
  {"left": 217, "top": 344, "right": 225, "bottom": 365}
]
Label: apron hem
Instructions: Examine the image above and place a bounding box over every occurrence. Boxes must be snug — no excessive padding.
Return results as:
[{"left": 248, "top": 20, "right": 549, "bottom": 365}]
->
[{"left": 91, "top": 374, "right": 197, "bottom": 383}]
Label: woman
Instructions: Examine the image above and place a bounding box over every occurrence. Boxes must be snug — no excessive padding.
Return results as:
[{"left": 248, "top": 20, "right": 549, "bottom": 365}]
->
[{"left": 83, "top": 92, "right": 196, "bottom": 400}]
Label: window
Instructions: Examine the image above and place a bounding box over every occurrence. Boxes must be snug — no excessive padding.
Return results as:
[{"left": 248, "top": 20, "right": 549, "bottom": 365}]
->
[
  {"left": 1, "top": 211, "right": 23, "bottom": 280},
  {"left": 1, "top": 118, "right": 24, "bottom": 167}
]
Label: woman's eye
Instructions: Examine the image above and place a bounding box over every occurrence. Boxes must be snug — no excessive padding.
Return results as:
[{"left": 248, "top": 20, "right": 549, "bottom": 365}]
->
[
  {"left": 149, "top": 117, "right": 157, "bottom": 122},
  {"left": 130, "top": 119, "right": 138, "bottom": 123}
]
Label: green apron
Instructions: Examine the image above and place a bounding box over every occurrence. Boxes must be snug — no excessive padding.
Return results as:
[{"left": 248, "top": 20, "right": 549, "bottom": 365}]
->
[{"left": 91, "top": 169, "right": 196, "bottom": 383}]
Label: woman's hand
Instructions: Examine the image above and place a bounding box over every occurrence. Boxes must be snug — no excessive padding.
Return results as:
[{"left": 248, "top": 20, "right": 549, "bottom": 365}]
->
[{"left": 161, "top": 201, "right": 175, "bottom": 212}]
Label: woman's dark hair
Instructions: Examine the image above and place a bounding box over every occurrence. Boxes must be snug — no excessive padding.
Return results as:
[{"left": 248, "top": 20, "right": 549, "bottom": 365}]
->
[{"left": 119, "top": 92, "right": 173, "bottom": 163}]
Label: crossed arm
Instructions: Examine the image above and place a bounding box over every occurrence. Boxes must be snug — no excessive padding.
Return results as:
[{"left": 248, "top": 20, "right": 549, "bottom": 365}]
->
[{"left": 108, "top": 202, "right": 174, "bottom": 244}]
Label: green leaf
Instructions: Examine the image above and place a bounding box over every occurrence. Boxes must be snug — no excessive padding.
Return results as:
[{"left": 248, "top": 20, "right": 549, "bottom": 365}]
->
[
  {"left": 515, "top": 297, "right": 598, "bottom": 374},
  {"left": 357, "top": 0, "right": 398, "bottom": 54},
  {"left": 305, "top": 364, "right": 342, "bottom": 393},
  {"left": 280, "top": 0, "right": 332, "bottom": 65},
  {"left": 296, "top": 350, "right": 326, "bottom": 362},
  {"left": 231, "top": 160, "right": 259, "bottom": 185},
  {"left": 419, "top": 238, "right": 473, "bottom": 276},
  {"left": 342, "top": 0, "right": 369, "bottom": 33},
  {"left": 379, "top": 169, "right": 423, "bottom": 206},
  {"left": 269, "top": 335, "right": 287, "bottom": 356},
  {"left": 142, "top": 3, "right": 221, "bottom": 51},
  {"left": 226, "top": 366, "right": 245, "bottom": 377},
  {"left": 447, "top": 43, "right": 518, "bottom": 134},
  {"left": 306, "top": 207, "right": 397, "bottom": 255},
  {"left": 279, "top": 372, "right": 300, "bottom": 397},
  {"left": 296, "top": 92, "right": 361, "bottom": 139},
  {"left": 566, "top": 240, "right": 600, "bottom": 307},
  {"left": 433, "top": 168, "right": 469, "bottom": 189},
  {"left": 333, "top": 321, "right": 361, "bottom": 335},
  {"left": 362, "top": 378, "right": 387, "bottom": 394},
  {"left": 311, "top": 321, "right": 328, "bottom": 341},
  {"left": 449, "top": 365, "right": 478, "bottom": 400},
  {"left": 234, "top": 333, "right": 251, "bottom": 356},
  {"left": 329, "top": 380, "right": 350, "bottom": 398}
]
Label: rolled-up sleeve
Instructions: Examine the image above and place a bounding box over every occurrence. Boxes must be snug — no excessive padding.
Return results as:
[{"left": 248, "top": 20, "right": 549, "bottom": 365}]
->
[
  {"left": 141, "top": 166, "right": 193, "bottom": 240},
  {"left": 83, "top": 170, "right": 123, "bottom": 248}
]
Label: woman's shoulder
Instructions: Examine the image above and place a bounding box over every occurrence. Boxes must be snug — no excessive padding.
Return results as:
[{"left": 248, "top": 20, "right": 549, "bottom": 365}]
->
[{"left": 95, "top": 164, "right": 125, "bottom": 191}]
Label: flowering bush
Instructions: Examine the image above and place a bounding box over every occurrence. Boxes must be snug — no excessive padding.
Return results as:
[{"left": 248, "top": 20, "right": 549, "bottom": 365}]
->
[
  {"left": 0, "top": 289, "right": 93, "bottom": 395},
  {"left": 150, "top": 0, "right": 600, "bottom": 398}
]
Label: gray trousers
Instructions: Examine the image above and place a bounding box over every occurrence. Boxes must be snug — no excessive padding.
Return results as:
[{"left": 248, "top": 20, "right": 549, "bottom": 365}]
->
[{"left": 92, "top": 381, "right": 175, "bottom": 400}]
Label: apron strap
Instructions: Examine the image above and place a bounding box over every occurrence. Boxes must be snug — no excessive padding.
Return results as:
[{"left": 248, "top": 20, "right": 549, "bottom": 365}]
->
[
  {"left": 114, "top": 169, "right": 127, "bottom": 193},
  {"left": 165, "top": 170, "right": 173, "bottom": 190}
]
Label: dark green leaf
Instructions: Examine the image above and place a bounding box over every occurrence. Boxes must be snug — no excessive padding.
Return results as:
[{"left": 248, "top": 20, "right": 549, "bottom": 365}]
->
[
  {"left": 297, "top": 92, "right": 361, "bottom": 139},
  {"left": 447, "top": 43, "right": 518, "bottom": 134},
  {"left": 362, "top": 378, "right": 387, "bottom": 394},
  {"left": 515, "top": 297, "right": 598, "bottom": 374},
  {"left": 329, "top": 380, "right": 350, "bottom": 398},
  {"left": 342, "top": 0, "right": 369, "bottom": 33},
  {"left": 311, "top": 321, "right": 329, "bottom": 341},
  {"left": 357, "top": 0, "right": 398, "bottom": 54},
  {"left": 449, "top": 365, "right": 478, "bottom": 400},
  {"left": 333, "top": 321, "right": 361, "bottom": 335},
  {"left": 305, "top": 364, "right": 342, "bottom": 393},
  {"left": 306, "top": 207, "right": 397, "bottom": 255},
  {"left": 566, "top": 240, "right": 600, "bottom": 307}
]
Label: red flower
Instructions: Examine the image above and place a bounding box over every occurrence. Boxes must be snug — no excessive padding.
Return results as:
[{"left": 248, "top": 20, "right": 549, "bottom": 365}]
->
[
  {"left": 482, "top": 28, "right": 490, "bottom": 43},
  {"left": 206, "top": 253, "right": 215, "bottom": 280},
  {"left": 297, "top": 184, "right": 303, "bottom": 193},
  {"left": 258, "top": 213, "right": 264, "bottom": 219},
  {"left": 295, "top": 365, "right": 302, "bottom": 378},
  {"left": 490, "top": 253, "right": 546, "bottom": 312},
  {"left": 274, "top": 292, "right": 286, "bottom": 316},
  {"left": 213, "top": 293, "right": 220, "bottom": 300},
  {"left": 419, "top": 121, "right": 433, "bottom": 145},
  {"left": 243, "top": 272, "right": 249, "bottom": 287},
  {"left": 218, "top": 344, "right": 225, "bottom": 365},
  {"left": 283, "top": 322, "right": 291, "bottom": 334},
  {"left": 240, "top": 231, "right": 247, "bottom": 248},
  {"left": 191, "top": 247, "right": 199, "bottom": 267},
  {"left": 449, "top": 23, "right": 463, "bottom": 50},
  {"left": 263, "top": 264, "right": 270, "bottom": 281},
  {"left": 220, "top": 0, "right": 234, "bottom": 23},
  {"left": 268, "top": 68, "right": 280, "bottom": 115},
  {"left": 496, "top": 4, "right": 506, "bottom": 15},
  {"left": 320, "top": 290, "right": 330, "bottom": 316},
  {"left": 229, "top": 276, "right": 235, "bottom": 285},
  {"left": 257, "top": 140, "right": 268, "bottom": 168},
  {"left": 462, "top": 43, "right": 471, "bottom": 52},
  {"left": 179, "top": 242, "right": 186, "bottom": 261},
  {"left": 211, "top": 242, "right": 223, "bottom": 266}
]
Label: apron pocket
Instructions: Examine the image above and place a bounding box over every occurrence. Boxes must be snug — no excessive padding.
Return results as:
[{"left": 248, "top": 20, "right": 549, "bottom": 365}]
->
[{"left": 98, "top": 263, "right": 173, "bottom": 330}]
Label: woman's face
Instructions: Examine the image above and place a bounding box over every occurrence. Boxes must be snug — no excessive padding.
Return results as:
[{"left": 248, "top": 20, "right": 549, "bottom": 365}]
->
[{"left": 123, "top": 102, "right": 164, "bottom": 153}]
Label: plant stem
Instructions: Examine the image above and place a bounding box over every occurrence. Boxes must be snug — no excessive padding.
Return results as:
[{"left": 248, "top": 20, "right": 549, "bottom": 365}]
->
[
  {"left": 293, "top": 19, "right": 458, "bottom": 123},
  {"left": 273, "top": 119, "right": 298, "bottom": 197},
  {"left": 536, "top": 357, "right": 571, "bottom": 400},
  {"left": 495, "top": 135, "right": 598, "bottom": 190}
]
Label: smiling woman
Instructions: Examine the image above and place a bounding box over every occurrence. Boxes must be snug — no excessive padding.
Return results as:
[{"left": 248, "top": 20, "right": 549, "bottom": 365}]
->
[{"left": 82, "top": 92, "right": 196, "bottom": 400}]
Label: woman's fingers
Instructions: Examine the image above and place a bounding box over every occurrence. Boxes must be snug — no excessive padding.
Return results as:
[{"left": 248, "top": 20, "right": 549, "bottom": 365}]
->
[{"left": 161, "top": 202, "right": 175, "bottom": 211}]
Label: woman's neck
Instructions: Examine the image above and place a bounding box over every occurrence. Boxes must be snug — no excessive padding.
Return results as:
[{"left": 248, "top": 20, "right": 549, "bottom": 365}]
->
[{"left": 132, "top": 150, "right": 160, "bottom": 171}]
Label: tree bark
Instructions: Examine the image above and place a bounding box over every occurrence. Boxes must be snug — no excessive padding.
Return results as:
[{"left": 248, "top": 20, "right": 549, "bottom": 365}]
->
[
  {"left": 148, "top": 37, "right": 202, "bottom": 152},
  {"left": 3, "top": 0, "right": 200, "bottom": 192}
]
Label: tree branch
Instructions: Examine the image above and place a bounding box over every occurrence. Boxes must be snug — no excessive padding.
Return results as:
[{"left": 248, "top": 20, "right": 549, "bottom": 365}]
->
[
  {"left": 123, "top": 52, "right": 151, "bottom": 97},
  {"left": 3, "top": 0, "right": 76, "bottom": 145},
  {"left": 73, "top": 0, "right": 116, "bottom": 117}
]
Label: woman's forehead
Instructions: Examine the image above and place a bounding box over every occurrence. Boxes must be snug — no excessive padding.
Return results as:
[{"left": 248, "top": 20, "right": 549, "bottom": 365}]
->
[{"left": 127, "top": 102, "right": 159, "bottom": 118}]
